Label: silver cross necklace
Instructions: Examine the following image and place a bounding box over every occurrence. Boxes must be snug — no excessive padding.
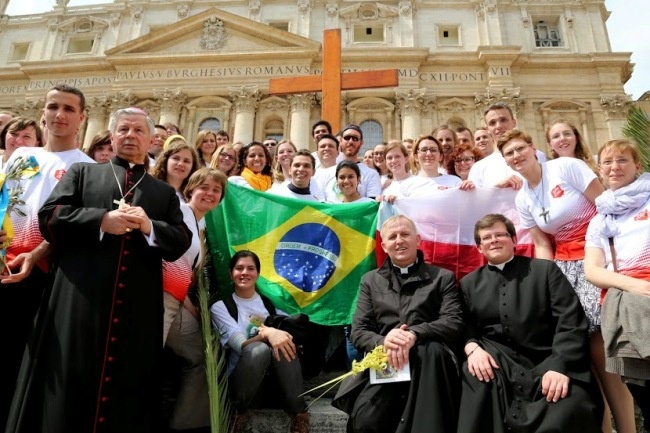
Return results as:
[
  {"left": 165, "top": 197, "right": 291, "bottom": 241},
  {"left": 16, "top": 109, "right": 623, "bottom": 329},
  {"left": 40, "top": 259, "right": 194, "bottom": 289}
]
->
[{"left": 529, "top": 163, "right": 549, "bottom": 224}]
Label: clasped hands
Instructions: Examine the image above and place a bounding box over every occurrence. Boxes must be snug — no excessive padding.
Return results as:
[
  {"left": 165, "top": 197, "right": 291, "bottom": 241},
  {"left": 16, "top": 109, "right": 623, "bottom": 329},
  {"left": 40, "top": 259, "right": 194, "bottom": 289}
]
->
[
  {"left": 260, "top": 325, "right": 297, "bottom": 363},
  {"left": 466, "top": 344, "right": 570, "bottom": 403},
  {"left": 101, "top": 206, "right": 152, "bottom": 236},
  {"left": 383, "top": 324, "right": 416, "bottom": 371}
]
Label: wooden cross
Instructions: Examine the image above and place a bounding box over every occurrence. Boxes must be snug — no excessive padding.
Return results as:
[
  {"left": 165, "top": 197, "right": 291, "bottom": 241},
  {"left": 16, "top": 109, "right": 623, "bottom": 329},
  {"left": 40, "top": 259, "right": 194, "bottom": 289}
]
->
[{"left": 269, "top": 29, "right": 399, "bottom": 133}]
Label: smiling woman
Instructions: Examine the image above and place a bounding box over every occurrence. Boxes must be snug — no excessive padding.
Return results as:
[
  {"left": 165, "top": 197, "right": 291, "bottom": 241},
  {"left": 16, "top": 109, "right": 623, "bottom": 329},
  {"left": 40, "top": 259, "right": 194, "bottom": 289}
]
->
[{"left": 151, "top": 136, "right": 201, "bottom": 201}]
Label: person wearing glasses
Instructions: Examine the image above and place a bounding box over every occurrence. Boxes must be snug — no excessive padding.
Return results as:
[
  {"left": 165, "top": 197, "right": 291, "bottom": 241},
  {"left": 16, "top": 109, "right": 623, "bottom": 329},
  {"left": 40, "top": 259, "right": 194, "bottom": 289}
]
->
[
  {"left": 408, "top": 135, "right": 461, "bottom": 192},
  {"left": 210, "top": 143, "right": 238, "bottom": 176},
  {"left": 322, "top": 124, "right": 382, "bottom": 202},
  {"left": 263, "top": 137, "right": 278, "bottom": 159},
  {"left": 372, "top": 143, "right": 390, "bottom": 184},
  {"left": 457, "top": 213, "right": 603, "bottom": 433},
  {"left": 498, "top": 130, "right": 634, "bottom": 433},
  {"left": 584, "top": 139, "right": 650, "bottom": 433},
  {"left": 445, "top": 143, "right": 482, "bottom": 188}
]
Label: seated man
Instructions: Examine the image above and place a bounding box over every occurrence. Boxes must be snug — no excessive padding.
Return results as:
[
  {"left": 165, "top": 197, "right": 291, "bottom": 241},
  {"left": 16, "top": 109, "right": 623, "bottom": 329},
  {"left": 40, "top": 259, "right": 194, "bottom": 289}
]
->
[
  {"left": 457, "top": 214, "right": 603, "bottom": 433},
  {"left": 333, "top": 215, "right": 463, "bottom": 433}
]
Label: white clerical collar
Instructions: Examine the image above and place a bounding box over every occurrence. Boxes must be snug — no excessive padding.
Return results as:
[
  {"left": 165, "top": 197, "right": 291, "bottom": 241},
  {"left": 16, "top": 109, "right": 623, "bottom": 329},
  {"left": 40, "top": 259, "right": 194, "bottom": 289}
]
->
[
  {"left": 393, "top": 258, "right": 418, "bottom": 274},
  {"left": 488, "top": 255, "right": 514, "bottom": 270}
]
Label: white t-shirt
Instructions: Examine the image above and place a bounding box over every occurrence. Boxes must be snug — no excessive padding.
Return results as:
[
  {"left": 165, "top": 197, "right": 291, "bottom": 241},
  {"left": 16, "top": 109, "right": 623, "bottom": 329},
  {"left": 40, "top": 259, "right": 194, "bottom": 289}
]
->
[
  {"left": 267, "top": 182, "right": 322, "bottom": 202},
  {"left": 322, "top": 160, "right": 382, "bottom": 202},
  {"left": 516, "top": 157, "right": 597, "bottom": 243},
  {"left": 4, "top": 147, "right": 95, "bottom": 262},
  {"left": 162, "top": 203, "right": 204, "bottom": 302},
  {"left": 211, "top": 293, "right": 287, "bottom": 373},
  {"left": 468, "top": 151, "right": 522, "bottom": 188},
  {"left": 585, "top": 196, "right": 650, "bottom": 280}
]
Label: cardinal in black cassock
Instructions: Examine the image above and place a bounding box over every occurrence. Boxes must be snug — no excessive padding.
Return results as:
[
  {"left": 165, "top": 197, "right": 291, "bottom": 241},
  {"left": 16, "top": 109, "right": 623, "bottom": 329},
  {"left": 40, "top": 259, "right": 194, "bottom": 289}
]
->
[{"left": 6, "top": 108, "right": 192, "bottom": 433}]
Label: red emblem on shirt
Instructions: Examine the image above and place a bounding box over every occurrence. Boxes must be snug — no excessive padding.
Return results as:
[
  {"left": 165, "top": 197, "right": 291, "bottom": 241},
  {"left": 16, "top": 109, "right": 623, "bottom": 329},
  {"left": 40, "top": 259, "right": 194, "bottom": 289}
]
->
[
  {"left": 634, "top": 209, "right": 649, "bottom": 221},
  {"left": 551, "top": 185, "right": 564, "bottom": 198},
  {"left": 54, "top": 169, "right": 66, "bottom": 180}
]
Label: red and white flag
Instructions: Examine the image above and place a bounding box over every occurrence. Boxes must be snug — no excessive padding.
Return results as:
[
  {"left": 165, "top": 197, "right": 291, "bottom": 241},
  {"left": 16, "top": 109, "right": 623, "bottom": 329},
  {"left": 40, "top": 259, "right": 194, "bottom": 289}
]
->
[{"left": 376, "top": 188, "right": 534, "bottom": 280}]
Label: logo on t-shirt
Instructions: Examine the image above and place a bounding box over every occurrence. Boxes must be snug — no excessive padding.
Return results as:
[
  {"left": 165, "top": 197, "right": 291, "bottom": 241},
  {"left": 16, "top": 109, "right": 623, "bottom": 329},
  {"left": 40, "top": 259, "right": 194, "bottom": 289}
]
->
[
  {"left": 634, "top": 209, "right": 649, "bottom": 221},
  {"left": 551, "top": 185, "right": 564, "bottom": 198},
  {"left": 54, "top": 169, "right": 66, "bottom": 180}
]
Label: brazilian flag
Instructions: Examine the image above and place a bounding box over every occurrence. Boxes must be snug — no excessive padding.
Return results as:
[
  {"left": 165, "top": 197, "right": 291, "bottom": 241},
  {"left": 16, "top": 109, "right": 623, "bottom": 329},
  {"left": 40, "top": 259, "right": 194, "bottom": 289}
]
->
[{"left": 205, "top": 183, "right": 378, "bottom": 326}]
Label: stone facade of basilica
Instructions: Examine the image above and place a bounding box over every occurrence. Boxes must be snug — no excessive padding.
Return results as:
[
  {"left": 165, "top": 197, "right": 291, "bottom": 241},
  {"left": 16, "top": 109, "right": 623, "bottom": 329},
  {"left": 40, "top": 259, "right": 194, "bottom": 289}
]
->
[{"left": 0, "top": 0, "right": 634, "bottom": 153}]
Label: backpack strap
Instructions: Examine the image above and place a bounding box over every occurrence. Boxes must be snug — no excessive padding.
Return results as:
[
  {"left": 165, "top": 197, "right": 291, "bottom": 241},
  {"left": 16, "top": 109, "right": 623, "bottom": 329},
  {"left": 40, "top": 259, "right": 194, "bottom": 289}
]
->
[{"left": 223, "top": 292, "right": 276, "bottom": 322}]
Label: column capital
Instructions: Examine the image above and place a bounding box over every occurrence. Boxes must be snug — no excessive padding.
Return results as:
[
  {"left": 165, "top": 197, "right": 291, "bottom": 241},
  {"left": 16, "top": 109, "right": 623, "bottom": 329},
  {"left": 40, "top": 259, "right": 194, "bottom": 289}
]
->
[
  {"left": 12, "top": 98, "right": 43, "bottom": 120},
  {"left": 87, "top": 96, "right": 112, "bottom": 118},
  {"left": 287, "top": 93, "right": 315, "bottom": 113},
  {"left": 229, "top": 86, "right": 261, "bottom": 113},
  {"left": 600, "top": 94, "right": 632, "bottom": 120},
  {"left": 154, "top": 88, "right": 187, "bottom": 115},
  {"left": 395, "top": 88, "right": 427, "bottom": 116},
  {"left": 475, "top": 87, "right": 525, "bottom": 116}
]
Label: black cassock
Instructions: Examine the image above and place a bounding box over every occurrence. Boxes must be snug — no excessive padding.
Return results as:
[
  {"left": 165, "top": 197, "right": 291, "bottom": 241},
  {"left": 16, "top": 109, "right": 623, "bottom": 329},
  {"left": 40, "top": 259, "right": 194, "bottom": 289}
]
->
[
  {"left": 457, "top": 256, "right": 603, "bottom": 433},
  {"left": 6, "top": 157, "right": 191, "bottom": 433}
]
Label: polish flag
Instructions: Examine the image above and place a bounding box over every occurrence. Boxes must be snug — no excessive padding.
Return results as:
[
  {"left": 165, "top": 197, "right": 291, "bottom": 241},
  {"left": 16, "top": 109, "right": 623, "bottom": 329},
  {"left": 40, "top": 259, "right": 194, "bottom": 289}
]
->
[{"left": 376, "top": 188, "right": 535, "bottom": 280}]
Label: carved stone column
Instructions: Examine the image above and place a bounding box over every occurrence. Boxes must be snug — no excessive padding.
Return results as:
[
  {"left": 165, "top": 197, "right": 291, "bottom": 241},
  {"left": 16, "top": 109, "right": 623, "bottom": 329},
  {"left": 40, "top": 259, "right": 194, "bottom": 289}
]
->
[
  {"left": 395, "top": 88, "right": 426, "bottom": 140},
  {"left": 154, "top": 88, "right": 187, "bottom": 127},
  {"left": 229, "top": 86, "right": 261, "bottom": 145},
  {"left": 287, "top": 94, "right": 314, "bottom": 149},
  {"left": 83, "top": 96, "right": 112, "bottom": 149}
]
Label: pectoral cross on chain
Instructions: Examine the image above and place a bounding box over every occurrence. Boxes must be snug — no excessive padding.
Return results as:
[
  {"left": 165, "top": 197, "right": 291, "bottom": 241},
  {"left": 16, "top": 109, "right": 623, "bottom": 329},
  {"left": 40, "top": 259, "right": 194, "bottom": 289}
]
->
[
  {"left": 113, "top": 198, "right": 130, "bottom": 210},
  {"left": 539, "top": 208, "right": 549, "bottom": 224}
]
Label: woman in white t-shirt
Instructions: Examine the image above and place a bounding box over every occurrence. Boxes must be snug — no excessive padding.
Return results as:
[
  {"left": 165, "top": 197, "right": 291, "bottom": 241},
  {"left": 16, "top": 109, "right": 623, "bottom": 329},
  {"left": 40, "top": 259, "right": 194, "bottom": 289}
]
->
[
  {"left": 162, "top": 168, "right": 228, "bottom": 430},
  {"left": 584, "top": 139, "right": 650, "bottom": 433},
  {"left": 408, "top": 135, "right": 462, "bottom": 195},
  {"left": 211, "top": 250, "right": 309, "bottom": 431},
  {"left": 499, "top": 130, "right": 635, "bottom": 433}
]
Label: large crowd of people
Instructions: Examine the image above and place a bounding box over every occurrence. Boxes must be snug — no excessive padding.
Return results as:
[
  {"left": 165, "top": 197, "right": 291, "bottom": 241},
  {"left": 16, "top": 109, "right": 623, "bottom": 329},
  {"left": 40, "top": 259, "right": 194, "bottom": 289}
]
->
[{"left": 0, "top": 84, "right": 647, "bottom": 433}]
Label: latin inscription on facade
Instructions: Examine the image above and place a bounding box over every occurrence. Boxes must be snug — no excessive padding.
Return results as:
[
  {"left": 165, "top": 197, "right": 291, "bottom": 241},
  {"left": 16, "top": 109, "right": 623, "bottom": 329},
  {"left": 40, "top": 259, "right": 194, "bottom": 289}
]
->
[{"left": 8, "top": 67, "right": 512, "bottom": 95}]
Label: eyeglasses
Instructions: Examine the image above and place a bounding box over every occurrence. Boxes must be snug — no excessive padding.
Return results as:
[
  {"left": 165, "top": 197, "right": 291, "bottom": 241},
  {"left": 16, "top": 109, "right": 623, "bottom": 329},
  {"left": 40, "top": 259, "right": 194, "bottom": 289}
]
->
[
  {"left": 503, "top": 144, "right": 530, "bottom": 159},
  {"left": 549, "top": 131, "right": 575, "bottom": 141},
  {"left": 373, "top": 151, "right": 384, "bottom": 156},
  {"left": 342, "top": 135, "right": 361, "bottom": 142},
  {"left": 263, "top": 142, "right": 277, "bottom": 147},
  {"left": 454, "top": 157, "right": 475, "bottom": 165},
  {"left": 479, "top": 232, "right": 511, "bottom": 244},
  {"left": 220, "top": 153, "right": 236, "bottom": 161},
  {"left": 600, "top": 158, "right": 633, "bottom": 167},
  {"left": 418, "top": 147, "right": 439, "bottom": 154}
]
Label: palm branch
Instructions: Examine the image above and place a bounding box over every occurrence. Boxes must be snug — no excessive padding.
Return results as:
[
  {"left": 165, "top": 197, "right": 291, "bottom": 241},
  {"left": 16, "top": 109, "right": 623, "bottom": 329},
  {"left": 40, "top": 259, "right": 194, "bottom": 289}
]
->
[
  {"left": 622, "top": 105, "right": 650, "bottom": 172},
  {"left": 197, "top": 240, "right": 231, "bottom": 433}
]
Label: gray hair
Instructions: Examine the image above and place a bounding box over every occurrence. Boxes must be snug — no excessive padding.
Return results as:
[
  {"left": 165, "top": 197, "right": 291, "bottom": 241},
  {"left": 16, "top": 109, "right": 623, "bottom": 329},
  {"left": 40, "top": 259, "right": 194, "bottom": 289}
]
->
[{"left": 108, "top": 107, "right": 155, "bottom": 138}]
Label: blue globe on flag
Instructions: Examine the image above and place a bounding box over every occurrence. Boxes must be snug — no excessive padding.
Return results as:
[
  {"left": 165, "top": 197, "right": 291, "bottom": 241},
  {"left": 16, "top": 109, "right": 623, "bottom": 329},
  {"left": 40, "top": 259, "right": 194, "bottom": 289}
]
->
[{"left": 274, "top": 223, "right": 341, "bottom": 293}]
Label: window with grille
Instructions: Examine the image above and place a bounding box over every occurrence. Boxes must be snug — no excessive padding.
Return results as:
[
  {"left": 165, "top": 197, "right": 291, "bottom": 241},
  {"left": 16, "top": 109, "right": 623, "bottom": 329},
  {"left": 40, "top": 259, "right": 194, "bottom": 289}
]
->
[
  {"left": 359, "top": 119, "right": 383, "bottom": 153},
  {"left": 534, "top": 22, "right": 562, "bottom": 47}
]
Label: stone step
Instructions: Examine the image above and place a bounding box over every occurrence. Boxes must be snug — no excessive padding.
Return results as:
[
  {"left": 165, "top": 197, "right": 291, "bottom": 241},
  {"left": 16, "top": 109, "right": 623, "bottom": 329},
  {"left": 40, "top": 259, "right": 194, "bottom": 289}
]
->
[{"left": 244, "top": 397, "right": 347, "bottom": 433}]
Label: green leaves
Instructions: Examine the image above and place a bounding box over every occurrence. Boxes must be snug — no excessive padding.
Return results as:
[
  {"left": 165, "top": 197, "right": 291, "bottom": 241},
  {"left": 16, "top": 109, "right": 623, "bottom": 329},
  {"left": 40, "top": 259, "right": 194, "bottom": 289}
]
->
[{"left": 622, "top": 105, "right": 650, "bottom": 172}]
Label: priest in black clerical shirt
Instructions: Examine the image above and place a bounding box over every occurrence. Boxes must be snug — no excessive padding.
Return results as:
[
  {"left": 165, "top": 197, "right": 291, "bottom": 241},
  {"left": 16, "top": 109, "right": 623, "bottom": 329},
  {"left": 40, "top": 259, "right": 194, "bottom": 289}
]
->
[
  {"left": 457, "top": 213, "right": 603, "bottom": 433},
  {"left": 8, "top": 107, "right": 191, "bottom": 433},
  {"left": 333, "top": 214, "right": 463, "bottom": 433}
]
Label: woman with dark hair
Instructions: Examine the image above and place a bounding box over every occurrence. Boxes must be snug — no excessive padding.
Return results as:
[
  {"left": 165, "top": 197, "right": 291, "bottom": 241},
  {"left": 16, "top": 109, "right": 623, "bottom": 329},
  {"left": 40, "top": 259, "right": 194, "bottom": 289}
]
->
[
  {"left": 335, "top": 160, "right": 374, "bottom": 204},
  {"left": 432, "top": 125, "right": 458, "bottom": 174},
  {"left": 210, "top": 250, "right": 310, "bottom": 433},
  {"left": 228, "top": 141, "right": 273, "bottom": 191},
  {"left": 151, "top": 136, "right": 201, "bottom": 202},
  {"left": 210, "top": 143, "right": 238, "bottom": 176},
  {"left": 194, "top": 129, "right": 218, "bottom": 167},
  {"left": 0, "top": 117, "right": 42, "bottom": 169},
  {"left": 85, "top": 130, "right": 113, "bottom": 163}
]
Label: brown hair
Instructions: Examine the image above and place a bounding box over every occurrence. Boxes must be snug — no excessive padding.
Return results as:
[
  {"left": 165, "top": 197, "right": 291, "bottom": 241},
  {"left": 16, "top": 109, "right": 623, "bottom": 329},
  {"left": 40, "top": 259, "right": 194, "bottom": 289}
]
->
[
  {"left": 445, "top": 143, "right": 483, "bottom": 177},
  {"left": 210, "top": 143, "right": 238, "bottom": 176},
  {"left": 411, "top": 135, "right": 442, "bottom": 174},
  {"left": 496, "top": 129, "right": 533, "bottom": 154},
  {"left": 546, "top": 118, "right": 598, "bottom": 174},
  {"left": 194, "top": 129, "right": 218, "bottom": 166},
  {"left": 272, "top": 139, "right": 297, "bottom": 183},
  {"left": 474, "top": 214, "right": 516, "bottom": 246},
  {"left": 0, "top": 117, "right": 43, "bottom": 150},
  {"left": 183, "top": 167, "right": 228, "bottom": 203},
  {"left": 151, "top": 138, "right": 201, "bottom": 192},
  {"left": 85, "top": 130, "right": 112, "bottom": 159}
]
